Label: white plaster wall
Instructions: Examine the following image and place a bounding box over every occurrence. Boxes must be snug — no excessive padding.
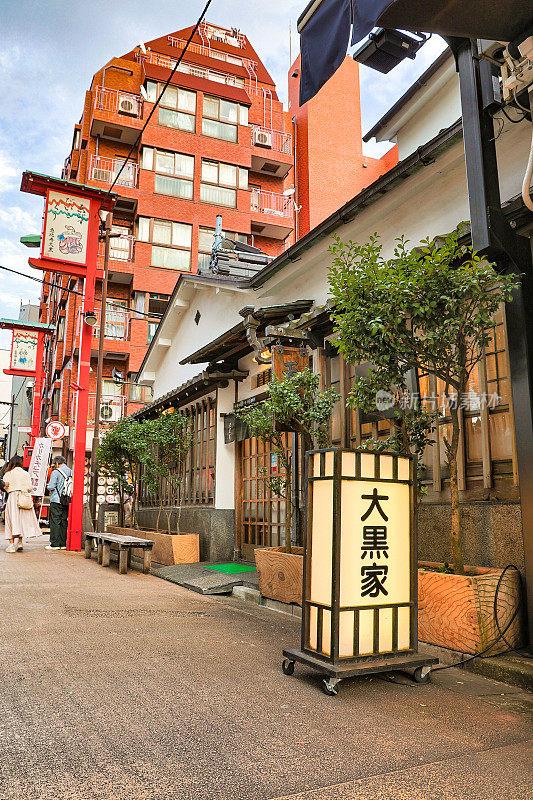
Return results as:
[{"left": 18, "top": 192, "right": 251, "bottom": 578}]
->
[{"left": 395, "top": 76, "right": 462, "bottom": 160}]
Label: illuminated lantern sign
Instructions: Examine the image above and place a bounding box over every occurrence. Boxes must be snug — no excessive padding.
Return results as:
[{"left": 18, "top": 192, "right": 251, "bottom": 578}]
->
[
  {"left": 41, "top": 189, "right": 91, "bottom": 267},
  {"left": 282, "top": 448, "right": 437, "bottom": 695},
  {"left": 11, "top": 328, "right": 39, "bottom": 373}
]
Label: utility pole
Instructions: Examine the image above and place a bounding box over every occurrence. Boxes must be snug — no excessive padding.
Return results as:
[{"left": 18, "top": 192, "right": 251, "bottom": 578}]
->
[{"left": 88, "top": 211, "right": 113, "bottom": 527}]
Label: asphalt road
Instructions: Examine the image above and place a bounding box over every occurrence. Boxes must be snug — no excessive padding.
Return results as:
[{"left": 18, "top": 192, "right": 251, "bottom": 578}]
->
[{"left": 0, "top": 537, "right": 531, "bottom": 800}]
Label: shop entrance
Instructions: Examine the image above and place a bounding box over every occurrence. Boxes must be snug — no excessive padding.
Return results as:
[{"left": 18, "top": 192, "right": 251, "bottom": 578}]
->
[{"left": 237, "top": 434, "right": 291, "bottom": 562}]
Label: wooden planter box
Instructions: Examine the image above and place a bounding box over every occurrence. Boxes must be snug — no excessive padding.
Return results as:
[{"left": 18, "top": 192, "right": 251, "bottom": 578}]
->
[
  {"left": 254, "top": 546, "right": 304, "bottom": 606},
  {"left": 107, "top": 526, "right": 199, "bottom": 567},
  {"left": 418, "top": 562, "right": 524, "bottom": 655}
]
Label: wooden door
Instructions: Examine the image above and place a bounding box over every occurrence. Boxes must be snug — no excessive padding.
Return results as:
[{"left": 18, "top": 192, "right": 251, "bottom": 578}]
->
[{"left": 238, "top": 434, "right": 291, "bottom": 562}]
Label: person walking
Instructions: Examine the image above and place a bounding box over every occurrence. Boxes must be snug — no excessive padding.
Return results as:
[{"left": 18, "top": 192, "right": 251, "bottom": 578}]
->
[
  {"left": 3, "top": 455, "right": 40, "bottom": 553},
  {"left": 46, "top": 456, "right": 72, "bottom": 551}
]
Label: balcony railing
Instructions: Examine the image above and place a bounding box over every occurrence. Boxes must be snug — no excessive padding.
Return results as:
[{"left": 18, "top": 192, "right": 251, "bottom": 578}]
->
[
  {"left": 135, "top": 51, "right": 248, "bottom": 89},
  {"left": 251, "top": 126, "right": 292, "bottom": 155},
  {"left": 166, "top": 36, "right": 257, "bottom": 71},
  {"left": 97, "top": 234, "right": 135, "bottom": 263},
  {"left": 90, "top": 155, "right": 138, "bottom": 188},
  {"left": 93, "top": 308, "right": 130, "bottom": 341},
  {"left": 251, "top": 190, "right": 293, "bottom": 219},
  {"left": 93, "top": 87, "right": 143, "bottom": 118}
]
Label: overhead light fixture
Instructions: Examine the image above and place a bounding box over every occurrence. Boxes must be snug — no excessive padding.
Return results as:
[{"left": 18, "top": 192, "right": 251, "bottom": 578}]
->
[
  {"left": 84, "top": 310, "right": 98, "bottom": 327},
  {"left": 353, "top": 29, "right": 427, "bottom": 74}
]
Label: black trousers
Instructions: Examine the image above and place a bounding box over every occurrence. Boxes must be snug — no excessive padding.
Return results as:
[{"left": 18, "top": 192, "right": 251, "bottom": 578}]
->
[{"left": 49, "top": 502, "right": 68, "bottom": 548}]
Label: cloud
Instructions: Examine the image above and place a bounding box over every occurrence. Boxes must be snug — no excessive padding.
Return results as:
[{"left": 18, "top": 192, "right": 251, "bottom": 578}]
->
[
  {"left": 0, "top": 151, "right": 19, "bottom": 194},
  {"left": 0, "top": 206, "right": 40, "bottom": 234}
]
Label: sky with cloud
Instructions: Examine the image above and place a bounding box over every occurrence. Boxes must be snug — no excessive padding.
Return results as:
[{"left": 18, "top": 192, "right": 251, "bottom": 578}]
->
[{"left": 0, "top": 0, "right": 447, "bottom": 346}]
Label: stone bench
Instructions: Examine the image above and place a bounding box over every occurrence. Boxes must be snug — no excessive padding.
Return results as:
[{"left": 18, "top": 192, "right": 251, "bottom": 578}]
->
[{"left": 85, "top": 532, "right": 154, "bottom": 575}]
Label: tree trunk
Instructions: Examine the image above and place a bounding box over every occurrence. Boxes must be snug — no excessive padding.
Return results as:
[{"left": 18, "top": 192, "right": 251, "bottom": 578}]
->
[{"left": 448, "top": 403, "right": 464, "bottom": 574}]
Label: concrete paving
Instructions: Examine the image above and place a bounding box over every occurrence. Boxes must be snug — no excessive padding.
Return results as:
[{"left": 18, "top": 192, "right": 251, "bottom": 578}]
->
[{"left": 0, "top": 538, "right": 531, "bottom": 800}]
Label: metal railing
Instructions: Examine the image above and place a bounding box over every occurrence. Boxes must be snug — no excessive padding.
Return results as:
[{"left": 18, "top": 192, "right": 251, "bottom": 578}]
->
[
  {"left": 92, "top": 308, "right": 130, "bottom": 340},
  {"left": 90, "top": 155, "right": 138, "bottom": 188},
  {"left": 97, "top": 234, "right": 135, "bottom": 263},
  {"left": 251, "top": 126, "right": 292, "bottom": 154},
  {"left": 166, "top": 36, "right": 257, "bottom": 71},
  {"left": 251, "top": 190, "right": 293, "bottom": 219},
  {"left": 136, "top": 51, "right": 248, "bottom": 89},
  {"left": 93, "top": 87, "right": 143, "bottom": 118}
]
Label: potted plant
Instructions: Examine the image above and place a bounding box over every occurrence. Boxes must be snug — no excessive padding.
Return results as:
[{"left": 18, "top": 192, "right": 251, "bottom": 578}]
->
[
  {"left": 238, "top": 368, "right": 338, "bottom": 605},
  {"left": 329, "top": 228, "right": 523, "bottom": 654},
  {"left": 99, "top": 412, "right": 199, "bottom": 566}
]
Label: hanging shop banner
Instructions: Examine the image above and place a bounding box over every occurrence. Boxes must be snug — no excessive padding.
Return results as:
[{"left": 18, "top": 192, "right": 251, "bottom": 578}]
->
[
  {"left": 10, "top": 328, "right": 39, "bottom": 373},
  {"left": 41, "top": 189, "right": 91, "bottom": 267},
  {"left": 272, "top": 347, "right": 308, "bottom": 381},
  {"left": 28, "top": 437, "right": 53, "bottom": 496}
]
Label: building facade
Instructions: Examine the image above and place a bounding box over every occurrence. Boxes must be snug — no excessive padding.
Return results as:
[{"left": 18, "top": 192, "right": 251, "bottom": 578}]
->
[
  {"left": 133, "top": 49, "right": 532, "bottom": 615},
  {"left": 36, "top": 22, "right": 391, "bottom": 512}
]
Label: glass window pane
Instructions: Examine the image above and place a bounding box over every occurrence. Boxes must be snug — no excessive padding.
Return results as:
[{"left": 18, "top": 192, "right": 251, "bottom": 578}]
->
[
  {"left": 200, "top": 184, "right": 236, "bottom": 207},
  {"left": 155, "top": 152, "right": 175, "bottom": 174},
  {"left": 489, "top": 411, "right": 513, "bottom": 459},
  {"left": 142, "top": 147, "right": 154, "bottom": 170},
  {"left": 239, "top": 167, "right": 248, "bottom": 189},
  {"left": 239, "top": 105, "right": 249, "bottom": 126},
  {"left": 178, "top": 88, "right": 196, "bottom": 113},
  {"left": 219, "top": 163, "right": 237, "bottom": 187},
  {"left": 198, "top": 227, "right": 215, "bottom": 252},
  {"left": 220, "top": 100, "right": 238, "bottom": 123},
  {"left": 172, "top": 222, "right": 192, "bottom": 248},
  {"left": 145, "top": 82, "right": 157, "bottom": 102},
  {"left": 154, "top": 174, "right": 193, "bottom": 199},
  {"left": 159, "top": 108, "right": 195, "bottom": 132},
  {"left": 203, "top": 96, "right": 219, "bottom": 119},
  {"left": 160, "top": 86, "right": 177, "bottom": 108},
  {"left": 152, "top": 220, "right": 172, "bottom": 245},
  {"left": 201, "top": 161, "right": 218, "bottom": 183},
  {"left": 151, "top": 245, "right": 190, "bottom": 270},
  {"left": 202, "top": 118, "right": 237, "bottom": 142},
  {"left": 227, "top": 55, "right": 242, "bottom": 66},
  {"left": 175, "top": 153, "right": 194, "bottom": 178},
  {"left": 137, "top": 217, "right": 150, "bottom": 242}
]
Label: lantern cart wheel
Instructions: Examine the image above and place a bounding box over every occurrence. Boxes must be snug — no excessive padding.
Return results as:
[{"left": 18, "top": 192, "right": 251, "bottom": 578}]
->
[
  {"left": 413, "top": 665, "right": 432, "bottom": 684},
  {"left": 322, "top": 677, "right": 340, "bottom": 696},
  {"left": 282, "top": 659, "right": 295, "bottom": 676}
]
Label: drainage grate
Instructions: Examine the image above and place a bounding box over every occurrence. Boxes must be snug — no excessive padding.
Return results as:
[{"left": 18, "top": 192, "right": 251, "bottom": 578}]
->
[{"left": 63, "top": 606, "right": 209, "bottom": 618}]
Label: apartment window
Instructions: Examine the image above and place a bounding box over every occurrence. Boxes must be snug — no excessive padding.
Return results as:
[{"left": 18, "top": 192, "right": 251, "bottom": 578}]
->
[
  {"left": 109, "top": 225, "right": 132, "bottom": 261},
  {"left": 51, "top": 388, "right": 60, "bottom": 417},
  {"left": 202, "top": 95, "right": 248, "bottom": 142},
  {"left": 198, "top": 226, "right": 248, "bottom": 268},
  {"left": 137, "top": 217, "right": 192, "bottom": 271},
  {"left": 142, "top": 146, "right": 195, "bottom": 199},
  {"left": 147, "top": 322, "right": 158, "bottom": 344},
  {"left": 200, "top": 160, "right": 248, "bottom": 207},
  {"left": 57, "top": 316, "right": 65, "bottom": 340},
  {"left": 128, "top": 374, "right": 153, "bottom": 403},
  {"left": 148, "top": 293, "right": 169, "bottom": 316},
  {"left": 150, "top": 81, "right": 196, "bottom": 133},
  {"left": 133, "top": 291, "right": 146, "bottom": 318}
]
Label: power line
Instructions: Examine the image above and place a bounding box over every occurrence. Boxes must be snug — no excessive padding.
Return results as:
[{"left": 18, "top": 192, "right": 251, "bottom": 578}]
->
[
  {"left": 108, "top": 0, "right": 214, "bottom": 194},
  {"left": 0, "top": 265, "right": 163, "bottom": 320}
]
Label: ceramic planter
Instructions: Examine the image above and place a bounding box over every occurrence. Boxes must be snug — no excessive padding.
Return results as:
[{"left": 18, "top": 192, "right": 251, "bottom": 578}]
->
[
  {"left": 254, "top": 546, "right": 304, "bottom": 606},
  {"left": 107, "top": 526, "right": 199, "bottom": 566},
  {"left": 418, "top": 562, "right": 523, "bottom": 655}
]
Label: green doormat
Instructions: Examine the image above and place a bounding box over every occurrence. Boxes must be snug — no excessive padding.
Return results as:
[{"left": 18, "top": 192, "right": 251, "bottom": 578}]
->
[{"left": 205, "top": 563, "right": 257, "bottom": 574}]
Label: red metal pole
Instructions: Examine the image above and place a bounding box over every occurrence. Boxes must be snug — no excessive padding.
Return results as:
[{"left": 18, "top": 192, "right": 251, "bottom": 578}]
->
[{"left": 67, "top": 199, "right": 100, "bottom": 551}]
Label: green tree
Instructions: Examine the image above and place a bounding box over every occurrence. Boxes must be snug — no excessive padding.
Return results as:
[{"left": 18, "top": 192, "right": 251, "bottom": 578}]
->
[
  {"left": 97, "top": 419, "right": 148, "bottom": 526},
  {"left": 328, "top": 229, "right": 518, "bottom": 574},
  {"left": 141, "top": 411, "right": 193, "bottom": 534},
  {"left": 238, "top": 368, "right": 338, "bottom": 554}
]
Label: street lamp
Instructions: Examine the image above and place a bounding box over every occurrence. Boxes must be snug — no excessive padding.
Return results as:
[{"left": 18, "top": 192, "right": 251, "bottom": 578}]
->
[{"left": 83, "top": 310, "right": 98, "bottom": 327}]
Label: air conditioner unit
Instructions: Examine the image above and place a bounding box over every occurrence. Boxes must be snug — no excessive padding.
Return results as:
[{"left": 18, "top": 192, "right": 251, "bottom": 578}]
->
[
  {"left": 100, "top": 401, "right": 121, "bottom": 423},
  {"left": 253, "top": 129, "right": 272, "bottom": 148},
  {"left": 118, "top": 95, "right": 139, "bottom": 116},
  {"left": 93, "top": 168, "right": 112, "bottom": 183}
]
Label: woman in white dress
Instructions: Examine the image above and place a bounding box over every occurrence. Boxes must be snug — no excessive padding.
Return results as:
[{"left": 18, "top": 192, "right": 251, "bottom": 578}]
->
[{"left": 4, "top": 455, "right": 41, "bottom": 553}]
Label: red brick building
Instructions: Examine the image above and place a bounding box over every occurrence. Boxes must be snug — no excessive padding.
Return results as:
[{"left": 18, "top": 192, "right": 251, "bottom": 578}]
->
[{"left": 37, "top": 21, "right": 397, "bottom": 499}]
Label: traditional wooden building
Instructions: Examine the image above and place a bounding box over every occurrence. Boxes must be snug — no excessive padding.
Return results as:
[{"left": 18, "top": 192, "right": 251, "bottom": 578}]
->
[{"left": 133, "top": 50, "right": 533, "bottom": 622}]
